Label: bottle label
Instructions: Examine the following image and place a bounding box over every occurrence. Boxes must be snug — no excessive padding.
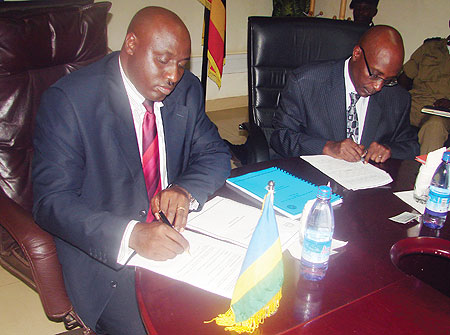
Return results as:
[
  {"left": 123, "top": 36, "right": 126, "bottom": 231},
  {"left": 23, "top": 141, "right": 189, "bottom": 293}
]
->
[
  {"left": 302, "top": 234, "right": 332, "bottom": 264},
  {"left": 425, "top": 185, "right": 450, "bottom": 214}
]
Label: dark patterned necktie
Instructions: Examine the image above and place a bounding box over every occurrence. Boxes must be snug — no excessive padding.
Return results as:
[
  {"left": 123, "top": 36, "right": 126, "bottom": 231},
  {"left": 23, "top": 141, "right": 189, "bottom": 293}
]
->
[
  {"left": 346, "top": 92, "right": 361, "bottom": 142},
  {"left": 142, "top": 100, "right": 161, "bottom": 221}
]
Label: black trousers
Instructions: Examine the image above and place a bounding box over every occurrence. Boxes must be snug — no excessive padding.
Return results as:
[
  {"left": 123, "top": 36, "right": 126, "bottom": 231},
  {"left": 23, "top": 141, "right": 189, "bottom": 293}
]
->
[{"left": 95, "top": 267, "right": 147, "bottom": 335}]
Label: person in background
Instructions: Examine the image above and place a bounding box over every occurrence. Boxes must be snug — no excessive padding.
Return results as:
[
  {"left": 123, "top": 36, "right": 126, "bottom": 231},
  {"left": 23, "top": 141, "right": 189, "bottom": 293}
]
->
[
  {"left": 270, "top": 25, "right": 419, "bottom": 163},
  {"left": 32, "top": 7, "right": 231, "bottom": 335},
  {"left": 398, "top": 19, "right": 450, "bottom": 155},
  {"left": 350, "top": 0, "right": 379, "bottom": 26}
]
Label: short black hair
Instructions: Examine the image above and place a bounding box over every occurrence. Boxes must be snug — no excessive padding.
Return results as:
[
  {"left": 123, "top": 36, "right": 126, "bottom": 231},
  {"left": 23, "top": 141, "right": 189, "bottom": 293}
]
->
[{"left": 350, "top": 0, "right": 379, "bottom": 9}]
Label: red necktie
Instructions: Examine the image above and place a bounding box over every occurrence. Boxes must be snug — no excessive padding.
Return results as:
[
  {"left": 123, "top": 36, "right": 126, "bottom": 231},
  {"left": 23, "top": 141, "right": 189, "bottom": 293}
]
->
[{"left": 142, "top": 100, "right": 161, "bottom": 221}]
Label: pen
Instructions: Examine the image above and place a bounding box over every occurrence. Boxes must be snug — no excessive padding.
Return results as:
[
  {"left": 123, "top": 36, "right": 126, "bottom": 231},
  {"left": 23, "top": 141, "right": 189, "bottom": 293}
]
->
[
  {"left": 351, "top": 134, "right": 367, "bottom": 162},
  {"left": 157, "top": 210, "right": 191, "bottom": 255},
  {"left": 361, "top": 149, "right": 368, "bottom": 162},
  {"left": 158, "top": 210, "right": 174, "bottom": 228}
]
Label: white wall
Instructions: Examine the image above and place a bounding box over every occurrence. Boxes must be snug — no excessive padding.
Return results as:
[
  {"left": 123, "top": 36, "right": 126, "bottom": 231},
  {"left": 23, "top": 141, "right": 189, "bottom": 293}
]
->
[{"left": 100, "top": 0, "right": 450, "bottom": 101}]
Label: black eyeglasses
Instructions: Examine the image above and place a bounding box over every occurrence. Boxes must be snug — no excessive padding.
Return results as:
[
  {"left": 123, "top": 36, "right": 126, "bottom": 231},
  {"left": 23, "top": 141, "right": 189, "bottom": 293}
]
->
[{"left": 359, "top": 45, "right": 398, "bottom": 87}]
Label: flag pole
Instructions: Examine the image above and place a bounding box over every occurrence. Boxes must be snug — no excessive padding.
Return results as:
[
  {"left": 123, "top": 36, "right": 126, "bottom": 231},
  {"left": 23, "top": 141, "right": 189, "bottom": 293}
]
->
[{"left": 201, "top": 6, "right": 211, "bottom": 102}]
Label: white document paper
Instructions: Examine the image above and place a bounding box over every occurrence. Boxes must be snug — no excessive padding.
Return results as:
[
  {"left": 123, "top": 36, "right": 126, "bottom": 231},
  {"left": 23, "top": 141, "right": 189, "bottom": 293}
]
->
[
  {"left": 301, "top": 155, "right": 393, "bottom": 190},
  {"left": 186, "top": 196, "right": 300, "bottom": 249},
  {"left": 394, "top": 190, "right": 426, "bottom": 214},
  {"left": 129, "top": 230, "right": 244, "bottom": 298}
]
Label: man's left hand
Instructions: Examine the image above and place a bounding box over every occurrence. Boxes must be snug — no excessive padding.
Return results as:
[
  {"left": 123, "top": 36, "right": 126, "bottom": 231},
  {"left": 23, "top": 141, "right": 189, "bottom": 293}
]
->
[
  {"left": 434, "top": 98, "right": 450, "bottom": 109},
  {"left": 151, "top": 185, "right": 190, "bottom": 232},
  {"left": 364, "top": 142, "right": 391, "bottom": 163}
]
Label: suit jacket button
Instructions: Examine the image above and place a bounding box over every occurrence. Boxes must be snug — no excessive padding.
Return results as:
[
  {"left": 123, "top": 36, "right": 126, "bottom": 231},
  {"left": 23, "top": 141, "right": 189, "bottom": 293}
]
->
[
  {"left": 110, "top": 281, "right": 117, "bottom": 288},
  {"left": 139, "top": 210, "right": 147, "bottom": 218}
]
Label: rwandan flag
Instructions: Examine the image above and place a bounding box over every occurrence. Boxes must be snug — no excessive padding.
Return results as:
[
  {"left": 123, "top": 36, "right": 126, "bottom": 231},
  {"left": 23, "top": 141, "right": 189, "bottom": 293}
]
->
[{"left": 210, "top": 181, "right": 284, "bottom": 333}]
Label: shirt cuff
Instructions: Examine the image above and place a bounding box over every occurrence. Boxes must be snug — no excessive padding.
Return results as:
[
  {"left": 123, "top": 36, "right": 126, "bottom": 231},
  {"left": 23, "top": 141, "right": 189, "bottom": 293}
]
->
[
  {"left": 190, "top": 197, "right": 199, "bottom": 211},
  {"left": 117, "top": 220, "right": 139, "bottom": 265}
]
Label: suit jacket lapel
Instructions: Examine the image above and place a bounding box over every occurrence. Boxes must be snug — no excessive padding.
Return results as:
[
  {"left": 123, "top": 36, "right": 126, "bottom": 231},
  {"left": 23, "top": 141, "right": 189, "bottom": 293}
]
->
[
  {"left": 325, "top": 61, "right": 347, "bottom": 141},
  {"left": 106, "top": 53, "right": 147, "bottom": 199},
  {"left": 160, "top": 93, "right": 188, "bottom": 183},
  {"left": 360, "top": 95, "right": 382, "bottom": 148}
]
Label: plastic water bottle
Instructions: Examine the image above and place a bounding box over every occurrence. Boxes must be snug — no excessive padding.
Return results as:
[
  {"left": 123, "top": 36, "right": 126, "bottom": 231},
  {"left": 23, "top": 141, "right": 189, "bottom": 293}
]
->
[
  {"left": 301, "top": 185, "right": 335, "bottom": 281},
  {"left": 423, "top": 151, "right": 450, "bottom": 229}
]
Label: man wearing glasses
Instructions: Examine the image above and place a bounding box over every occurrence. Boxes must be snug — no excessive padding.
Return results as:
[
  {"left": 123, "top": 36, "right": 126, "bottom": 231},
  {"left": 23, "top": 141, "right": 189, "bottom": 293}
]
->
[{"left": 271, "top": 25, "right": 419, "bottom": 163}]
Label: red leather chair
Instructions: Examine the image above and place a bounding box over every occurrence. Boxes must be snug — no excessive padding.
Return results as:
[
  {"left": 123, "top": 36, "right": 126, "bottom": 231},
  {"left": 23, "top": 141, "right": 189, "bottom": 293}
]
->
[
  {"left": 390, "top": 236, "right": 450, "bottom": 297},
  {"left": 0, "top": 1, "right": 111, "bottom": 333}
]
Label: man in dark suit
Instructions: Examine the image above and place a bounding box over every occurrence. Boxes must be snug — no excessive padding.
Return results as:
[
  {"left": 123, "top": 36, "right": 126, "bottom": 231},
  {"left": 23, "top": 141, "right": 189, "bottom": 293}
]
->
[
  {"left": 32, "top": 7, "right": 231, "bottom": 334},
  {"left": 271, "top": 25, "right": 419, "bottom": 163}
]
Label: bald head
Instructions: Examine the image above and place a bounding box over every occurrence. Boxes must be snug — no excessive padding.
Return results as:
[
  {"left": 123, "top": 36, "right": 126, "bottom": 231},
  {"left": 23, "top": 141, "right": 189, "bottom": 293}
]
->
[
  {"left": 120, "top": 7, "right": 191, "bottom": 101},
  {"left": 349, "top": 25, "right": 404, "bottom": 97},
  {"left": 359, "top": 25, "right": 404, "bottom": 69},
  {"left": 125, "top": 7, "right": 189, "bottom": 41}
]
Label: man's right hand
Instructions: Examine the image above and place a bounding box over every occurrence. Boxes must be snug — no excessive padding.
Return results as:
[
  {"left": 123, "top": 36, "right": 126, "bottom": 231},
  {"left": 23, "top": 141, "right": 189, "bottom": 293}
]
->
[
  {"left": 323, "top": 139, "right": 365, "bottom": 162},
  {"left": 128, "top": 221, "right": 189, "bottom": 261}
]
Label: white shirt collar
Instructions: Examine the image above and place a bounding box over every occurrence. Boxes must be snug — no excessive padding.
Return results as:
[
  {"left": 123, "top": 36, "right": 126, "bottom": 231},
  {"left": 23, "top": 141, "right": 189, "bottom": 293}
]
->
[{"left": 344, "top": 57, "right": 357, "bottom": 96}]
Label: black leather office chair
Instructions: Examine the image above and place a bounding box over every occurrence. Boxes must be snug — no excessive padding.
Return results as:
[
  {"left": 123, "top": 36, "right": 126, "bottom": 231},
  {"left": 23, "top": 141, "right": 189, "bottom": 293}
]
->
[{"left": 229, "top": 16, "right": 368, "bottom": 165}]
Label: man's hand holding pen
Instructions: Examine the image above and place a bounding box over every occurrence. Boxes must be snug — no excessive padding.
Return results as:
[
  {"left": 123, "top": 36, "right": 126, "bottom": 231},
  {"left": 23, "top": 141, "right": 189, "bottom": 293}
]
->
[
  {"left": 128, "top": 185, "right": 191, "bottom": 261},
  {"left": 323, "top": 138, "right": 391, "bottom": 163},
  {"left": 323, "top": 138, "right": 366, "bottom": 162}
]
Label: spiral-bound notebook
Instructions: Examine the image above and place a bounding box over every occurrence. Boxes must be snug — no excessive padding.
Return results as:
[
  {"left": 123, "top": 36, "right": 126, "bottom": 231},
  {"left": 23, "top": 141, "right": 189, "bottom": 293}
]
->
[{"left": 226, "top": 167, "right": 342, "bottom": 219}]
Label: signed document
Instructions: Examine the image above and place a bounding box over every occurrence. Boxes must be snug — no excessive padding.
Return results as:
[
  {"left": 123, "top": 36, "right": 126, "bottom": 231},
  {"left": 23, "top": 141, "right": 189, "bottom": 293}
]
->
[
  {"left": 129, "top": 229, "right": 244, "bottom": 298},
  {"left": 301, "top": 155, "right": 393, "bottom": 190}
]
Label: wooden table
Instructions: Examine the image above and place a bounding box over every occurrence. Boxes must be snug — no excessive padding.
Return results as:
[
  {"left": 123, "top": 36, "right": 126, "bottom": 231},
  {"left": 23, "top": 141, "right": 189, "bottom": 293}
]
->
[{"left": 136, "top": 158, "right": 450, "bottom": 334}]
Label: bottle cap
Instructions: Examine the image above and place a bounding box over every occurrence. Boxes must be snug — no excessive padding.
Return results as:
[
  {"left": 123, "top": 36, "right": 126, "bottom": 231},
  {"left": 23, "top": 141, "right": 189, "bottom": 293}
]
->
[
  {"left": 317, "top": 185, "right": 332, "bottom": 199},
  {"left": 443, "top": 151, "right": 450, "bottom": 162}
]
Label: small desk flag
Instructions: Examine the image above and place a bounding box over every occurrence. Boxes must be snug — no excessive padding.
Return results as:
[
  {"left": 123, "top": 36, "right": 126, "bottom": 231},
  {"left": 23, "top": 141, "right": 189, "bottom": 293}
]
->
[{"left": 208, "top": 181, "right": 284, "bottom": 333}]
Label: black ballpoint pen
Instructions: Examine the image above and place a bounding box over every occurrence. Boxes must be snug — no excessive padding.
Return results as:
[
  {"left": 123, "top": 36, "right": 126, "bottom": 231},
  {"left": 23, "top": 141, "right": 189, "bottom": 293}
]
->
[
  {"left": 158, "top": 210, "right": 191, "bottom": 255},
  {"left": 158, "top": 210, "right": 174, "bottom": 228}
]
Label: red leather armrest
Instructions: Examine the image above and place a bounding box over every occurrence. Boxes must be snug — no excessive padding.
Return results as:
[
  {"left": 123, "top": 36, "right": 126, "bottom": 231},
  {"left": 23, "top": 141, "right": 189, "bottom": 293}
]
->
[{"left": 0, "top": 193, "right": 73, "bottom": 320}]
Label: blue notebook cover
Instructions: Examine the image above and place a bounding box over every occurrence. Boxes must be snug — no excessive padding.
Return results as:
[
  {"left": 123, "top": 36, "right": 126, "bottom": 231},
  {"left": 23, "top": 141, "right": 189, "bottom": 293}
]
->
[{"left": 226, "top": 167, "right": 342, "bottom": 219}]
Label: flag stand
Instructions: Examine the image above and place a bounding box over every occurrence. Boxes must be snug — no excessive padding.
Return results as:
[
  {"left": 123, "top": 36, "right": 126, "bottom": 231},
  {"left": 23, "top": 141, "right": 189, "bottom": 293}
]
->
[{"left": 200, "top": 6, "right": 211, "bottom": 102}]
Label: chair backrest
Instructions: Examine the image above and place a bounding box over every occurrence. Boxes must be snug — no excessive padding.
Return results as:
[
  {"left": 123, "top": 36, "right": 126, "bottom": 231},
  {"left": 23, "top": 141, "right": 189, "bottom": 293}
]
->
[
  {"left": 0, "top": 1, "right": 111, "bottom": 212},
  {"left": 0, "top": 0, "right": 93, "bottom": 12},
  {"left": 247, "top": 16, "right": 369, "bottom": 142},
  {"left": 390, "top": 236, "right": 450, "bottom": 297}
]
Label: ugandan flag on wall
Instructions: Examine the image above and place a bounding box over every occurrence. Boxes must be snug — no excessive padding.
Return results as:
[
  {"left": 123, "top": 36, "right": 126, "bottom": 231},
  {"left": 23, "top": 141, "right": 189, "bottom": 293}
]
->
[
  {"left": 208, "top": 182, "right": 284, "bottom": 333},
  {"left": 198, "top": 0, "right": 226, "bottom": 88}
]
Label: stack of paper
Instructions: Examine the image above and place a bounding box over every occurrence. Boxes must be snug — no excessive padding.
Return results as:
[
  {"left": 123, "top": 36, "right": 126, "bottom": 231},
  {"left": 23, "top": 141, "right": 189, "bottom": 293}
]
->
[
  {"left": 301, "top": 155, "right": 393, "bottom": 190},
  {"left": 186, "top": 196, "right": 300, "bottom": 249}
]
